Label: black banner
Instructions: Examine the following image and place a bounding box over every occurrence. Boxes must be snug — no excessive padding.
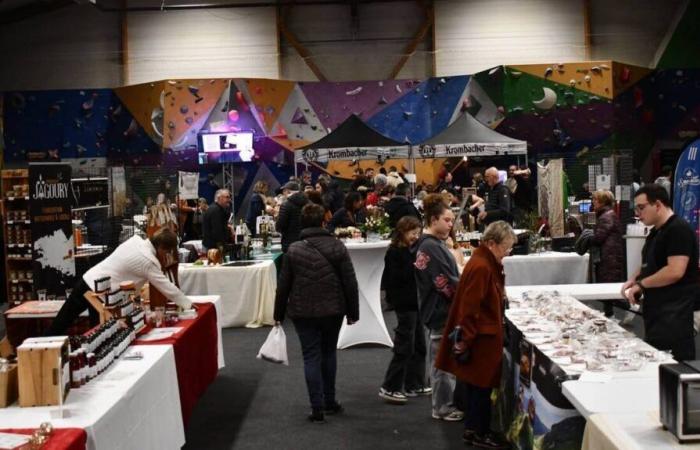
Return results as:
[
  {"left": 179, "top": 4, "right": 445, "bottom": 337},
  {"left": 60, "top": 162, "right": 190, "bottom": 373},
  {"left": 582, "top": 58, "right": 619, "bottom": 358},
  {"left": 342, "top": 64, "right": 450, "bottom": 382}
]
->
[
  {"left": 29, "top": 163, "right": 76, "bottom": 299},
  {"left": 70, "top": 177, "right": 109, "bottom": 210}
]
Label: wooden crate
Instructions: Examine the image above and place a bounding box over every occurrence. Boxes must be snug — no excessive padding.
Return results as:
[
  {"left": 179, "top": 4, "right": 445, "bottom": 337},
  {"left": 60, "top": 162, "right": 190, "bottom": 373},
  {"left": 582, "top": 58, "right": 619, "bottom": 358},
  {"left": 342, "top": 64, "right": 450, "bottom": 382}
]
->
[
  {"left": 17, "top": 337, "right": 70, "bottom": 407},
  {"left": 0, "top": 364, "right": 19, "bottom": 408}
]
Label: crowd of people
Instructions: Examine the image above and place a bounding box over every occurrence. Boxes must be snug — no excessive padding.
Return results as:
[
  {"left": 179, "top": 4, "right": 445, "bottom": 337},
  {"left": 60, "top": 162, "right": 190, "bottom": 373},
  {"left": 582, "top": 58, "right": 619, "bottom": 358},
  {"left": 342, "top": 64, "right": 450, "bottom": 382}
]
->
[
  {"left": 42, "top": 157, "right": 698, "bottom": 449},
  {"left": 263, "top": 165, "right": 697, "bottom": 450}
]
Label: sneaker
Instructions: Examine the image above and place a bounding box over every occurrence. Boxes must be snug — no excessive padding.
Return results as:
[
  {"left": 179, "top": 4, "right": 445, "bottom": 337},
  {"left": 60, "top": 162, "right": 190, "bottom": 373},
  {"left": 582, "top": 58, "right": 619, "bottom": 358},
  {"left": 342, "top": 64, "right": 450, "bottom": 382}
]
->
[
  {"left": 324, "top": 401, "right": 344, "bottom": 415},
  {"left": 431, "top": 409, "right": 464, "bottom": 421},
  {"left": 307, "top": 409, "right": 326, "bottom": 424},
  {"left": 379, "top": 387, "right": 408, "bottom": 404},
  {"left": 462, "top": 429, "right": 477, "bottom": 444},
  {"left": 470, "top": 432, "right": 510, "bottom": 449},
  {"left": 405, "top": 386, "right": 433, "bottom": 397}
]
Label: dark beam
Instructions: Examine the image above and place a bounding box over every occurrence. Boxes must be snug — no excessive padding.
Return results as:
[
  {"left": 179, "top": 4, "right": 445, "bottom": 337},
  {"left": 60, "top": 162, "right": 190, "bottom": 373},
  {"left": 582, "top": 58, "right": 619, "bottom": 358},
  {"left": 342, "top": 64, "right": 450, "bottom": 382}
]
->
[
  {"left": 278, "top": 10, "right": 327, "bottom": 81},
  {"left": 388, "top": 0, "right": 433, "bottom": 79},
  {"left": 583, "top": 0, "right": 592, "bottom": 60}
]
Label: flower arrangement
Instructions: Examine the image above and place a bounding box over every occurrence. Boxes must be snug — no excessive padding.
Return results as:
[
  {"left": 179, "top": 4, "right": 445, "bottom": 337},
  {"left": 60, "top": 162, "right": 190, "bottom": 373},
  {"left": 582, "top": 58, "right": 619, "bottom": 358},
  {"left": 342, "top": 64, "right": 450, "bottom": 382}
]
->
[
  {"left": 334, "top": 226, "right": 362, "bottom": 239},
  {"left": 361, "top": 206, "right": 391, "bottom": 237}
]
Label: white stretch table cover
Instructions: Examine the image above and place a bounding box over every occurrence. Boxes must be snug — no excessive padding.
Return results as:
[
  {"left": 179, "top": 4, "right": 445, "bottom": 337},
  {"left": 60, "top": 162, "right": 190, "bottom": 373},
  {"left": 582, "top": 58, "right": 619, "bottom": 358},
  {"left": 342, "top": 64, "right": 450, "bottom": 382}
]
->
[
  {"left": 582, "top": 411, "right": 700, "bottom": 450},
  {"left": 178, "top": 260, "right": 276, "bottom": 328},
  {"left": 0, "top": 345, "right": 184, "bottom": 450},
  {"left": 338, "top": 240, "right": 393, "bottom": 349},
  {"left": 562, "top": 374, "right": 661, "bottom": 419},
  {"left": 467, "top": 252, "right": 589, "bottom": 285},
  {"left": 189, "top": 294, "right": 226, "bottom": 369},
  {"left": 506, "top": 283, "right": 624, "bottom": 301}
]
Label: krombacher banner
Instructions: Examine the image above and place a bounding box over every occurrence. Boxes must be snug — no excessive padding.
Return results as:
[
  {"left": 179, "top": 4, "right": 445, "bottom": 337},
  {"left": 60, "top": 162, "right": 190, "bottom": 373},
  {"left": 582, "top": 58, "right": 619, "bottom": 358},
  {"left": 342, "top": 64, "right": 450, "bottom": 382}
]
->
[{"left": 29, "top": 163, "right": 76, "bottom": 299}]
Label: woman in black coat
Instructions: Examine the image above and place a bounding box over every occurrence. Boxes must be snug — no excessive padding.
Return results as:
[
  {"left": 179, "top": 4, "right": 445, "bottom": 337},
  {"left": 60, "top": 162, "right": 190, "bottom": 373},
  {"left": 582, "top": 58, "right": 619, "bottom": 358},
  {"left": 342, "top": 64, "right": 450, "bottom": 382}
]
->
[
  {"left": 379, "top": 215, "right": 429, "bottom": 404},
  {"left": 327, "top": 191, "right": 364, "bottom": 233},
  {"left": 245, "top": 181, "right": 269, "bottom": 237},
  {"left": 274, "top": 203, "right": 360, "bottom": 423}
]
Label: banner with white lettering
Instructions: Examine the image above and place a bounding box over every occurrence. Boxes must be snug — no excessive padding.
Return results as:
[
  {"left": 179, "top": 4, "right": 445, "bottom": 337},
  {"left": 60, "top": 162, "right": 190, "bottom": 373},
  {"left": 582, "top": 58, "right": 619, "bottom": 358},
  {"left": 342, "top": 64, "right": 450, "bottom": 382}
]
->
[
  {"left": 294, "top": 146, "right": 408, "bottom": 163},
  {"left": 29, "top": 163, "right": 76, "bottom": 299}
]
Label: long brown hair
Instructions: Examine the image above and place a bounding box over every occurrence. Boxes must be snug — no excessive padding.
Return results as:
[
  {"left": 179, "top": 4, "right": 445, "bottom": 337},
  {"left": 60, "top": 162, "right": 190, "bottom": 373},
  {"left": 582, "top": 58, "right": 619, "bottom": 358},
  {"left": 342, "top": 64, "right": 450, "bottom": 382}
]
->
[
  {"left": 422, "top": 193, "right": 449, "bottom": 228},
  {"left": 391, "top": 216, "right": 422, "bottom": 247}
]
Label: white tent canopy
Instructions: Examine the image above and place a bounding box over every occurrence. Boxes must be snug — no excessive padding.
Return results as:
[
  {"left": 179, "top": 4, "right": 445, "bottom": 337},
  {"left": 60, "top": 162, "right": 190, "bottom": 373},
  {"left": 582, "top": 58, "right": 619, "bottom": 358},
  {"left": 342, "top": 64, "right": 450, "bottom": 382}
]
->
[{"left": 414, "top": 112, "right": 527, "bottom": 159}]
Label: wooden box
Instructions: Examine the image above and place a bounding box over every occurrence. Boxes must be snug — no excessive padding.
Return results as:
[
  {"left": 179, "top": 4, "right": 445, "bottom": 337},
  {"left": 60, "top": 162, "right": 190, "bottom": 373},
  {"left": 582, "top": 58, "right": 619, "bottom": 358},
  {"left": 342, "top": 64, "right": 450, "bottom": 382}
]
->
[
  {"left": 0, "top": 364, "right": 19, "bottom": 407},
  {"left": 17, "top": 336, "right": 70, "bottom": 407}
]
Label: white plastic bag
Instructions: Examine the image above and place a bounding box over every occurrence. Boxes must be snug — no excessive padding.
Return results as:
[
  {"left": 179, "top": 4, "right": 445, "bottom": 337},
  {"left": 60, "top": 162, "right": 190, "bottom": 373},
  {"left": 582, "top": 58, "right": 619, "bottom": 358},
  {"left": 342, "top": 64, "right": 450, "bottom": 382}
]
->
[{"left": 257, "top": 325, "right": 289, "bottom": 365}]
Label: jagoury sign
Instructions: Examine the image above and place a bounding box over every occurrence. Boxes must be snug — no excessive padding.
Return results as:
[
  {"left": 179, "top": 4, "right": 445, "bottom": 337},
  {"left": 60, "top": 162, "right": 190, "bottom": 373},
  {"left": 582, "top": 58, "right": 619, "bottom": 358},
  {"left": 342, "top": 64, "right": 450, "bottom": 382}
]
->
[{"left": 33, "top": 174, "right": 70, "bottom": 200}]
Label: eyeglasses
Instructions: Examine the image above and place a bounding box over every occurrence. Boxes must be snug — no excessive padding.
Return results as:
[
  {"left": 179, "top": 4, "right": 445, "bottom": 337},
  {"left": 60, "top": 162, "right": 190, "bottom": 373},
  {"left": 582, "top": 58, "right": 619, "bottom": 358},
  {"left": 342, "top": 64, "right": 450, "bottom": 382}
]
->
[{"left": 634, "top": 202, "right": 651, "bottom": 212}]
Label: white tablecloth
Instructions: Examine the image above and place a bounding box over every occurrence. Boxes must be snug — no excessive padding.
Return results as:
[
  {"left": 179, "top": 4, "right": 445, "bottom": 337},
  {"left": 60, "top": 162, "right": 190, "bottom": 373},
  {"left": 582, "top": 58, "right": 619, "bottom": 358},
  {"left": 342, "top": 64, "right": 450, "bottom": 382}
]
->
[
  {"left": 562, "top": 375, "right": 661, "bottom": 419},
  {"left": 469, "top": 251, "right": 589, "bottom": 285},
  {"left": 337, "top": 240, "right": 393, "bottom": 349},
  {"left": 179, "top": 260, "right": 276, "bottom": 328},
  {"left": 189, "top": 294, "right": 226, "bottom": 369},
  {"left": 506, "top": 282, "right": 624, "bottom": 301},
  {"left": 582, "top": 411, "right": 700, "bottom": 450},
  {"left": 0, "top": 345, "right": 184, "bottom": 450}
]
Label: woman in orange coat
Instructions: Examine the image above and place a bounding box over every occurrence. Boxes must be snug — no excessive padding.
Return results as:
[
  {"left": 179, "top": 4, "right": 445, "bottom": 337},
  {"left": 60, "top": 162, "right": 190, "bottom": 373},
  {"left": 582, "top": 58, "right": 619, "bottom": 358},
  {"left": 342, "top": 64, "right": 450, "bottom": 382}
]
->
[{"left": 435, "top": 220, "right": 516, "bottom": 450}]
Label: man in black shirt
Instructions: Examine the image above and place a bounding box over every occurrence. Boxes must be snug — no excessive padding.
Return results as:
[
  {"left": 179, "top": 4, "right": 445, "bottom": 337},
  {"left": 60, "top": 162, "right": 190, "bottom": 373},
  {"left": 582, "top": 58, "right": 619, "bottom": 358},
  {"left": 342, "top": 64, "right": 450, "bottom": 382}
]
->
[
  {"left": 622, "top": 184, "right": 699, "bottom": 360},
  {"left": 202, "top": 189, "right": 233, "bottom": 250},
  {"left": 478, "top": 167, "right": 513, "bottom": 226}
]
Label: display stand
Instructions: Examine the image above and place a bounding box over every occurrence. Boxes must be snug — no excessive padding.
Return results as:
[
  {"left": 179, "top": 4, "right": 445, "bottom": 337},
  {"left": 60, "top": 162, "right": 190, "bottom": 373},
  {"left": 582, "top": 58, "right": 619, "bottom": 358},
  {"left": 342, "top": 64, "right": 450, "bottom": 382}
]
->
[
  {"left": 82, "top": 291, "right": 114, "bottom": 324},
  {"left": 1, "top": 169, "right": 32, "bottom": 306}
]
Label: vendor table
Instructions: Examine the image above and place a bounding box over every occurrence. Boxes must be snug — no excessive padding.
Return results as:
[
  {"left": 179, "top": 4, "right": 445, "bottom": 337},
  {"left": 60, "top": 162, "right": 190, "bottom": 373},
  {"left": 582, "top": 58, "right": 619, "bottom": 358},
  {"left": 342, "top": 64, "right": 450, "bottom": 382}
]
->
[
  {"left": 337, "top": 240, "right": 393, "bottom": 349},
  {"left": 499, "top": 290, "right": 667, "bottom": 449},
  {"left": 581, "top": 411, "right": 700, "bottom": 450},
  {"left": 0, "top": 428, "right": 87, "bottom": 450},
  {"left": 133, "top": 301, "right": 219, "bottom": 427},
  {"left": 0, "top": 345, "right": 185, "bottom": 450},
  {"left": 178, "top": 259, "right": 276, "bottom": 328},
  {"left": 4, "top": 301, "right": 90, "bottom": 348},
  {"left": 506, "top": 283, "right": 624, "bottom": 302},
  {"left": 468, "top": 251, "right": 589, "bottom": 285}
]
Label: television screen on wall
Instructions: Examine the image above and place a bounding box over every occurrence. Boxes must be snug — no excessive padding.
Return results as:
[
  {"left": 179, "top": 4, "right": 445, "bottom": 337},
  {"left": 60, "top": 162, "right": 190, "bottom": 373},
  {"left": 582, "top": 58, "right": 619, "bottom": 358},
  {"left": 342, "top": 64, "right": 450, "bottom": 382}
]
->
[{"left": 198, "top": 131, "right": 255, "bottom": 163}]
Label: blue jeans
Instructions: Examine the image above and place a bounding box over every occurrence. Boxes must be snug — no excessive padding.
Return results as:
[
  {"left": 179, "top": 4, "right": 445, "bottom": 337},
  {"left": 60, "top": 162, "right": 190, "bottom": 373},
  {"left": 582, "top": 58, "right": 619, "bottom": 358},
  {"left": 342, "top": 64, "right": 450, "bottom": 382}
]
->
[{"left": 293, "top": 315, "right": 344, "bottom": 410}]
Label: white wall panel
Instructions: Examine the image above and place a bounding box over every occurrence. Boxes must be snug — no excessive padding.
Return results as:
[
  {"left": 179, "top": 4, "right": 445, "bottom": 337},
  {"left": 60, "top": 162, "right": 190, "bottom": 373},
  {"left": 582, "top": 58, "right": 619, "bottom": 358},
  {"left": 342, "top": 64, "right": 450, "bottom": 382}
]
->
[
  {"left": 0, "top": 5, "right": 122, "bottom": 90},
  {"left": 590, "top": 0, "right": 686, "bottom": 67},
  {"left": 127, "top": 8, "right": 278, "bottom": 84},
  {"left": 435, "top": 0, "right": 585, "bottom": 76},
  {"left": 280, "top": 1, "right": 432, "bottom": 81}
]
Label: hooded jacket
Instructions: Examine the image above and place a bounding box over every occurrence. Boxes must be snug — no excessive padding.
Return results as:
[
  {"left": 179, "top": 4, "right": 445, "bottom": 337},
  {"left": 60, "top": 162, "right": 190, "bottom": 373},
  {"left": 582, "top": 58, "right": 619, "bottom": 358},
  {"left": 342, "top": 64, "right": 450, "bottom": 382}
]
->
[
  {"left": 413, "top": 233, "right": 460, "bottom": 330},
  {"left": 276, "top": 192, "right": 309, "bottom": 252},
  {"left": 274, "top": 227, "right": 359, "bottom": 321}
]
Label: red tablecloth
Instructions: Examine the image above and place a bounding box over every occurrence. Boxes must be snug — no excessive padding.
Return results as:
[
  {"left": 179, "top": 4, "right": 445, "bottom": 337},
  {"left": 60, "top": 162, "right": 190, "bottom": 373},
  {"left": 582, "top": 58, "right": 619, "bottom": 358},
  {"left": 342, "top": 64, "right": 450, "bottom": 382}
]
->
[
  {"left": 0, "top": 428, "right": 87, "bottom": 450},
  {"left": 132, "top": 302, "right": 218, "bottom": 427}
]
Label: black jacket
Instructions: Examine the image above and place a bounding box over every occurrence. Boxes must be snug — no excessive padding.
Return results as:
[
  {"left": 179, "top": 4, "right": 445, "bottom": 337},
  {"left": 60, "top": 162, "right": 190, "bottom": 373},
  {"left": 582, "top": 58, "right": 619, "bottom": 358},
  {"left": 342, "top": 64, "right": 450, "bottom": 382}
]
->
[
  {"left": 276, "top": 192, "right": 309, "bottom": 252},
  {"left": 274, "top": 227, "right": 359, "bottom": 321},
  {"left": 328, "top": 208, "right": 360, "bottom": 232},
  {"left": 202, "top": 202, "right": 232, "bottom": 249},
  {"left": 245, "top": 193, "right": 266, "bottom": 237},
  {"left": 484, "top": 182, "right": 513, "bottom": 225},
  {"left": 385, "top": 196, "right": 421, "bottom": 229},
  {"left": 381, "top": 245, "right": 418, "bottom": 311},
  {"left": 323, "top": 181, "right": 345, "bottom": 214}
]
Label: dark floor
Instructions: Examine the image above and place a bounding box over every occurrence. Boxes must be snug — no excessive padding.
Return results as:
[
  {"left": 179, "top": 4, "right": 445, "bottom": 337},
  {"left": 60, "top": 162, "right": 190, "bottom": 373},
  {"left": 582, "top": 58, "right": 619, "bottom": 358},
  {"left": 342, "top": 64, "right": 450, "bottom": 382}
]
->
[
  {"left": 182, "top": 302, "right": 669, "bottom": 450},
  {"left": 183, "top": 312, "right": 468, "bottom": 450}
]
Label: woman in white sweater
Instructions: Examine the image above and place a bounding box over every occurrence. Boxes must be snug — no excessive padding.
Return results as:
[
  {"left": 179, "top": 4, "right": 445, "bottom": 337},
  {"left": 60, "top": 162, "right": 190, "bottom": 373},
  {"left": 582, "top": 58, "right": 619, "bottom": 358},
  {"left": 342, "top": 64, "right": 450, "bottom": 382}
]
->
[{"left": 48, "top": 227, "right": 192, "bottom": 335}]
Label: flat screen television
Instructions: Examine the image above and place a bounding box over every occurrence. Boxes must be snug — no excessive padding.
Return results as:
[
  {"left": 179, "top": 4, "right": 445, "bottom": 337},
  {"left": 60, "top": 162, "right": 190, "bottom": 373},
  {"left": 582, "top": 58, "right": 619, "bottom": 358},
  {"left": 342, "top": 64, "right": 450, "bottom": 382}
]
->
[{"left": 198, "top": 131, "right": 255, "bottom": 163}]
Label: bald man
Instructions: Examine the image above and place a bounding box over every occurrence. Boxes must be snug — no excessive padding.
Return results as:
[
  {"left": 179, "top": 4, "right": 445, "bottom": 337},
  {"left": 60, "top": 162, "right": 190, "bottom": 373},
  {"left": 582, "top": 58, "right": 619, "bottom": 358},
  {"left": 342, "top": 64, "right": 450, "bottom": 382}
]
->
[{"left": 477, "top": 167, "right": 513, "bottom": 226}]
